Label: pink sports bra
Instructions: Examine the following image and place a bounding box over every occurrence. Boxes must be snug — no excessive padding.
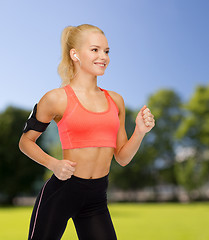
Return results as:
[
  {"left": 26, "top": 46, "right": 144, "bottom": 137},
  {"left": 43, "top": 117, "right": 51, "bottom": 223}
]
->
[{"left": 57, "top": 85, "right": 120, "bottom": 149}]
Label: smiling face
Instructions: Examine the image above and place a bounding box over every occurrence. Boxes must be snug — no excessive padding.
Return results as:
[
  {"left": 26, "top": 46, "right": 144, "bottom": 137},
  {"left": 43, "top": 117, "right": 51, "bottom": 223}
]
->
[{"left": 75, "top": 31, "right": 110, "bottom": 77}]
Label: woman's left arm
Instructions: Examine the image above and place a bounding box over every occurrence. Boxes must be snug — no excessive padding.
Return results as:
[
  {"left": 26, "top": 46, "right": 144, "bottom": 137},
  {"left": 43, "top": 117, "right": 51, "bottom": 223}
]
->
[{"left": 113, "top": 93, "right": 155, "bottom": 166}]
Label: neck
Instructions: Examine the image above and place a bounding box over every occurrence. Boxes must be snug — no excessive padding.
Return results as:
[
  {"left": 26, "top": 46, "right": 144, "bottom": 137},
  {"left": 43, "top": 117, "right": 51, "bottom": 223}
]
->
[{"left": 70, "top": 71, "right": 99, "bottom": 92}]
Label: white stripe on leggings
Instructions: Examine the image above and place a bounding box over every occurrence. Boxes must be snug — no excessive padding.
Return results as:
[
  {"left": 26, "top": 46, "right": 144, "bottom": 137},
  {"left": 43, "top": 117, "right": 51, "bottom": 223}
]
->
[{"left": 30, "top": 179, "right": 50, "bottom": 239}]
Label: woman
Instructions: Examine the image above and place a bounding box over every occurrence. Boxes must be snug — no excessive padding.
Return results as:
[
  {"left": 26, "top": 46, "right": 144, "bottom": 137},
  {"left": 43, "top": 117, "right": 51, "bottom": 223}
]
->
[{"left": 19, "top": 24, "right": 155, "bottom": 240}]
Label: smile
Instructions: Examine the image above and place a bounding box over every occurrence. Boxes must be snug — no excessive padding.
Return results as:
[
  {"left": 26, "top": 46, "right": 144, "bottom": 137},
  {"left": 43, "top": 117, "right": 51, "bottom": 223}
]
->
[{"left": 94, "top": 62, "right": 106, "bottom": 67}]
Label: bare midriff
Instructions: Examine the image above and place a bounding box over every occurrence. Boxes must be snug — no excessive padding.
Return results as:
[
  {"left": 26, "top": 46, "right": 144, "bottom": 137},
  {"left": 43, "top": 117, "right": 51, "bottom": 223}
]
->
[{"left": 62, "top": 147, "right": 115, "bottom": 179}]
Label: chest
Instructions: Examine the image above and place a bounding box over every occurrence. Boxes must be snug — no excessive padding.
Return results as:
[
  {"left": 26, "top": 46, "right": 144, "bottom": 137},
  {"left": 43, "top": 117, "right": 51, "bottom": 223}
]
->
[
  {"left": 74, "top": 92, "right": 109, "bottom": 113},
  {"left": 66, "top": 104, "right": 119, "bottom": 134}
]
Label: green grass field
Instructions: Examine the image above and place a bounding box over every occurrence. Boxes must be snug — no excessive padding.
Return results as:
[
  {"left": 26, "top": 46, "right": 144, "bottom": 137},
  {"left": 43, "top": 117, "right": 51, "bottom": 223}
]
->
[{"left": 0, "top": 203, "right": 209, "bottom": 240}]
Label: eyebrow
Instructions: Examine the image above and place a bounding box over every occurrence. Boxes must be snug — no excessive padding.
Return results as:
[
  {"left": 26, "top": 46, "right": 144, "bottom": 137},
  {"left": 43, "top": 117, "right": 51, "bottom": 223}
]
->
[{"left": 90, "top": 45, "right": 110, "bottom": 50}]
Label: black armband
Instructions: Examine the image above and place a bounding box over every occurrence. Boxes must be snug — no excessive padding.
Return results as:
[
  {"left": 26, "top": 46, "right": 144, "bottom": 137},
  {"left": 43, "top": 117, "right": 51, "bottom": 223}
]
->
[{"left": 23, "top": 103, "right": 51, "bottom": 133}]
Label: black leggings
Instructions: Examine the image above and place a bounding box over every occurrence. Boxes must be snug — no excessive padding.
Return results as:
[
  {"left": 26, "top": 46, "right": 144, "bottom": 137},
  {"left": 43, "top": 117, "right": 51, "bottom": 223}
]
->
[{"left": 28, "top": 173, "right": 117, "bottom": 240}]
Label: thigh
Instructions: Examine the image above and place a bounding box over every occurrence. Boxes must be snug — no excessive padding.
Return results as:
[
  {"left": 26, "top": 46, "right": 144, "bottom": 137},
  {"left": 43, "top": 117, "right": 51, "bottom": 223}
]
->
[
  {"left": 28, "top": 175, "right": 83, "bottom": 240},
  {"left": 72, "top": 207, "right": 117, "bottom": 240}
]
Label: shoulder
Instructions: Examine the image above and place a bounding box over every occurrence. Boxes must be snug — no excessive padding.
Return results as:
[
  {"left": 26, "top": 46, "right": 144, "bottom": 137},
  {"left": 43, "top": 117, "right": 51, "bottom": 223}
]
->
[
  {"left": 37, "top": 87, "right": 66, "bottom": 120},
  {"left": 38, "top": 87, "right": 65, "bottom": 108},
  {"left": 40, "top": 87, "right": 65, "bottom": 103},
  {"left": 105, "top": 89, "right": 125, "bottom": 114}
]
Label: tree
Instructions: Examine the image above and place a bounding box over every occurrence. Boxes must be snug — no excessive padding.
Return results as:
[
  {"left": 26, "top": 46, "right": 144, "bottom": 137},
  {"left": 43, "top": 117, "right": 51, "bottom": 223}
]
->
[
  {"left": 176, "top": 85, "right": 209, "bottom": 148},
  {"left": 175, "top": 85, "right": 209, "bottom": 197},
  {"left": 145, "top": 89, "right": 183, "bottom": 188},
  {"left": 0, "top": 106, "right": 46, "bottom": 204},
  {"left": 174, "top": 156, "right": 208, "bottom": 200}
]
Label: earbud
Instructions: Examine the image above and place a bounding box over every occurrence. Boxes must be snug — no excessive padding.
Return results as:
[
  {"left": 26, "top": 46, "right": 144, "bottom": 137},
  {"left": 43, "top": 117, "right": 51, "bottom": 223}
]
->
[{"left": 74, "top": 53, "right": 80, "bottom": 61}]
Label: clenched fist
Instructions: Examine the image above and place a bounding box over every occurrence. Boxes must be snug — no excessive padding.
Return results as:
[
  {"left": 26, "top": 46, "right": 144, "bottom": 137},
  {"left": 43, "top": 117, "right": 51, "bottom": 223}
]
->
[
  {"left": 52, "top": 159, "right": 77, "bottom": 180},
  {"left": 135, "top": 105, "right": 155, "bottom": 134}
]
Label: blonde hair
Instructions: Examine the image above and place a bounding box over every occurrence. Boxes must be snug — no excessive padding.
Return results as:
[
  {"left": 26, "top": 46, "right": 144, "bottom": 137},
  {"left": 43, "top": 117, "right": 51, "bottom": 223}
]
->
[{"left": 58, "top": 24, "right": 105, "bottom": 87}]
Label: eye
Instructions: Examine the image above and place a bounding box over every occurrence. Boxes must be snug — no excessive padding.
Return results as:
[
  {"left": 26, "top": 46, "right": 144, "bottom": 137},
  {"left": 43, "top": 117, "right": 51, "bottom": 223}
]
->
[
  {"left": 105, "top": 50, "right": 110, "bottom": 54},
  {"left": 92, "top": 48, "right": 98, "bottom": 52}
]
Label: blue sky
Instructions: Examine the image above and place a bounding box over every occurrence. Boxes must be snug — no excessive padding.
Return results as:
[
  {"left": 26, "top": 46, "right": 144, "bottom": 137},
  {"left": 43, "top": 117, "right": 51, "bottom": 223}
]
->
[{"left": 0, "top": 0, "right": 208, "bottom": 112}]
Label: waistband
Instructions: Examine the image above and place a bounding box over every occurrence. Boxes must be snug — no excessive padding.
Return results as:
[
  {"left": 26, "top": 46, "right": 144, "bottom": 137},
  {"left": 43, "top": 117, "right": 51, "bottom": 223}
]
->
[{"left": 71, "top": 173, "right": 109, "bottom": 183}]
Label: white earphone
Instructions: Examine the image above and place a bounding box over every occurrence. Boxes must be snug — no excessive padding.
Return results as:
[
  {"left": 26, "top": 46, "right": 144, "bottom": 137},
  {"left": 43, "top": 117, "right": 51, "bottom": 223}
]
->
[{"left": 74, "top": 53, "right": 80, "bottom": 61}]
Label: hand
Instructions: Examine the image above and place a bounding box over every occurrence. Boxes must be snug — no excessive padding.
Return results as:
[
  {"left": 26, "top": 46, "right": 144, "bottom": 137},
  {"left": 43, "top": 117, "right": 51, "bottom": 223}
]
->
[
  {"left": 135, "top": 105, "right": 155, "bottom": 134},
  {"left": 52, "top": 159, "right": 77, "bottom": 180}
]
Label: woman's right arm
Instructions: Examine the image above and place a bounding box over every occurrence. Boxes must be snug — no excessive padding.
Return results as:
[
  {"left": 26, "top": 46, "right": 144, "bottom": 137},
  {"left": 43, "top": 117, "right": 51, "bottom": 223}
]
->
[{"left": 19, "top": 89, "right": 76, "bottom": 180}]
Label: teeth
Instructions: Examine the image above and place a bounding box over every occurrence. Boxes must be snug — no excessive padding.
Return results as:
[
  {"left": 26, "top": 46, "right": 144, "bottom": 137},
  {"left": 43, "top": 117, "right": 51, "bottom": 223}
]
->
[{"left": 95, "top": 63, "right": 105, "bottom": 66}]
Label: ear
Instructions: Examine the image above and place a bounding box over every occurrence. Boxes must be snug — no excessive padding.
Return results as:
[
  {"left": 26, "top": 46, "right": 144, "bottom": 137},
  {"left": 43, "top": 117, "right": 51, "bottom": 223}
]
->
[{"left": 70, "top": 49, "right": 79, "bottom": 62}]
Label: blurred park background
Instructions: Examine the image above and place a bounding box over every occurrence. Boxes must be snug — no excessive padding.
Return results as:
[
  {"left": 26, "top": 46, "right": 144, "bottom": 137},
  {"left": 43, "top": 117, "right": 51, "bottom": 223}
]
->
[{"left": 0, "top": 0, "right": 209, "bottom": 239}]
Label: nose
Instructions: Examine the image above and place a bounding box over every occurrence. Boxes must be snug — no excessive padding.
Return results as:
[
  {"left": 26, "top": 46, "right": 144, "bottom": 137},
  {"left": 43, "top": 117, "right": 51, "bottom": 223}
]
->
[{"left": 99, "top": 50, "right": 109, "bottom": 60}]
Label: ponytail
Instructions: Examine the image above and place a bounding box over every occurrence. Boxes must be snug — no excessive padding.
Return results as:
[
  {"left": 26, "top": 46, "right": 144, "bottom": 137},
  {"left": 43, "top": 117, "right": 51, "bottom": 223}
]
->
[{"left": 57, "top": 26, "right": 75, "bottom": 87}]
